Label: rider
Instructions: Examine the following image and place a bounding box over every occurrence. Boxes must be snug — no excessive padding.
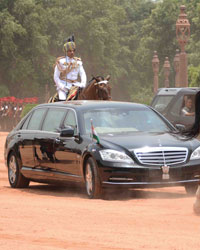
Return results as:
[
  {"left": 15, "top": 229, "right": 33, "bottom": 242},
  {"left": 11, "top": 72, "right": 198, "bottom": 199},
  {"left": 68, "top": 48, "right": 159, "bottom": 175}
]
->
[{"left": 54, "top": 35, "right": 87, "bottom": 101}]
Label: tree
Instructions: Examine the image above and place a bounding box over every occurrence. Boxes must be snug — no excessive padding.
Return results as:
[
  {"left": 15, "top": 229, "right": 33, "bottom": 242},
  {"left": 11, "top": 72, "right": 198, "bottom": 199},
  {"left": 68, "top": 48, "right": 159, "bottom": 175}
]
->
[{"left": 1, "top": 0, "right": 200, "bottom": 103}]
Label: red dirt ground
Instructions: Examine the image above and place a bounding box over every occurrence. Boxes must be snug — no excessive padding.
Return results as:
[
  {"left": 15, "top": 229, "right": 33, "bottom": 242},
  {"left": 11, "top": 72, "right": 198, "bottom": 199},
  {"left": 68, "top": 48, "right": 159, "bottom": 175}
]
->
[{"left": 0, "top": 132, "right": 200, "bottom": 250}]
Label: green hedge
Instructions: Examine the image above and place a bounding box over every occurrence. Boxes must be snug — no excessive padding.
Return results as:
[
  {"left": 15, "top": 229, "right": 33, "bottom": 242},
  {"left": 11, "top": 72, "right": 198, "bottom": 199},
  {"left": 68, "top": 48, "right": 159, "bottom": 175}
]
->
[{"left": 21, "top": 104, "right": 38, "bottom": 119}]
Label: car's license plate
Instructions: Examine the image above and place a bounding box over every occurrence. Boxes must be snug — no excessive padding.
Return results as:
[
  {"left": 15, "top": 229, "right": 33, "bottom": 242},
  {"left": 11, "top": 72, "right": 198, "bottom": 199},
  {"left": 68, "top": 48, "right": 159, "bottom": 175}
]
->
[
  {"left": 161, "top": 165, "right": 170, "bottom": 180},
  {"left": 162, "top": 173, "right": 170, "bottom": 179}
]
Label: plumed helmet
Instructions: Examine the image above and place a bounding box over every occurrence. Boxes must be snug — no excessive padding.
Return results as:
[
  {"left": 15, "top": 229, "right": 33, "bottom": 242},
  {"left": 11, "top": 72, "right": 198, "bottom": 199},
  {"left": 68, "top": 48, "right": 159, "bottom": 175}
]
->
[{"left": 63, "top": 35, "right": 76, "bottom": 52}]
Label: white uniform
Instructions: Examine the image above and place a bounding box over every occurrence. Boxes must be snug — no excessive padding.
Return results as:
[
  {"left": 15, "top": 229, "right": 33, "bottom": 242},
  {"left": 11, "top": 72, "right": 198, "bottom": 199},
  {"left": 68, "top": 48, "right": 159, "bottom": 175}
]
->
[{"left": 54, "top": 56, "right": 87, "bottom": 100}]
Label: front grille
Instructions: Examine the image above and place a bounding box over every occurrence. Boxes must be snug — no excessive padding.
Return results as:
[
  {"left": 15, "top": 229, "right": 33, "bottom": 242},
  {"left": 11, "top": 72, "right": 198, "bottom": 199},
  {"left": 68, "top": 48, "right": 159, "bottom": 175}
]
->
[{"left": 133, "top": 147, "right": 188, "bottom": 166}]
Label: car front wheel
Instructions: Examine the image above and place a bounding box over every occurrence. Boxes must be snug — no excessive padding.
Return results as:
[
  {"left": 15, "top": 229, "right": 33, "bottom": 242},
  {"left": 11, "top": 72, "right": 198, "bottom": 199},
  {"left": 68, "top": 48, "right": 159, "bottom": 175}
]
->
[
  {"left": 8, "top": 152, "right": 30, "bottom": 188},
  {"left": 85, "top": 157, "right": 102, "bottom": 199}
]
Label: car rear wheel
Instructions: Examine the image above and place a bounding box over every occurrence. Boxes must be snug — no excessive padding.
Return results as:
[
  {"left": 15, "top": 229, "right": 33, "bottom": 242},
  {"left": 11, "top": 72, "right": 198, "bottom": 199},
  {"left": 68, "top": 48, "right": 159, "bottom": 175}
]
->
[
  {"left": 85, "top": 157, "right": 102, "bottom": 199},
  {"left": 184, "top": 183, "right": 198, "bottom": 195},
  {"left": 8, "top": 152, "right": 30, "bottom": 188}
]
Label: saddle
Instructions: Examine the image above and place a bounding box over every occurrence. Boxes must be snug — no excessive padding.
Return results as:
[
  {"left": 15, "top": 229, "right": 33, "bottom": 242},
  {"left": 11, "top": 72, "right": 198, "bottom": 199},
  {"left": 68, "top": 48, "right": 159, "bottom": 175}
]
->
[
  {"left": 66, "top": 86, "right": 80, "bottom": 101},
  {"left": 48, "top": 86, "right": 80, "bottom": 103}
]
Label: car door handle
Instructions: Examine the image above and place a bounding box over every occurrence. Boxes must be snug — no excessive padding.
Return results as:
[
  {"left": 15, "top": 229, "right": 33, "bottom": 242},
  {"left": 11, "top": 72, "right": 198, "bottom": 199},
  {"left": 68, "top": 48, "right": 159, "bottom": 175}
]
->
[
  {"left": 17, "top": 134, "right": 21, "bottom": 138},
  {"left": 55, "top": 138, "right": 60, "bottom": 144}
]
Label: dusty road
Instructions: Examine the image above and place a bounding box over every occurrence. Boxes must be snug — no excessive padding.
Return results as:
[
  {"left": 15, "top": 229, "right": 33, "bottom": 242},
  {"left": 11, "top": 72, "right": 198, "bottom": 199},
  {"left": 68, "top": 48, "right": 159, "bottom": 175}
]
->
[{"left": 0, "top": 132, "right": 200, "bottom": 250}]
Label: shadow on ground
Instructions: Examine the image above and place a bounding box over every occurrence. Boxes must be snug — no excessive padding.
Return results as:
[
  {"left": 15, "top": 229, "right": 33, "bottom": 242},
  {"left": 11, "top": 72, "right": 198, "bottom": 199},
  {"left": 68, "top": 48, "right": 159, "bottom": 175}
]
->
[{"left": 3, "top": 182, "right": 191, "bottom": 201}]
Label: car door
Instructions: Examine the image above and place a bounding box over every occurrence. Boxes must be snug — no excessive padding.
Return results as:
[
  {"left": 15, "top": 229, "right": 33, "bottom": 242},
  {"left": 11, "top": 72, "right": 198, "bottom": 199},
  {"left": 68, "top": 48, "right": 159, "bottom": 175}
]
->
[
  {"left": 54, "top": 109, "right": 81, "bottom": 178},
  {"left": 33, "top": 107, "right": 67, "bottom": 174},
  {"left": 18, "top": 108, "right": 47, "bottom": 169}
]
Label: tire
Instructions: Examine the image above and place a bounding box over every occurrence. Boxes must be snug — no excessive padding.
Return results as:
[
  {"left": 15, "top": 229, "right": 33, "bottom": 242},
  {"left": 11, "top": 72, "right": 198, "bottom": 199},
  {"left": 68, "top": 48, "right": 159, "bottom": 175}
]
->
[
  {"left": 84, "top": 157, "right": 102, "bottom": 199},
  {"left": 184, "top": 183, "right": 198, "bottom": 195},
  {"left": 8, "top": 152, "right": 30, "bottom": 188}
]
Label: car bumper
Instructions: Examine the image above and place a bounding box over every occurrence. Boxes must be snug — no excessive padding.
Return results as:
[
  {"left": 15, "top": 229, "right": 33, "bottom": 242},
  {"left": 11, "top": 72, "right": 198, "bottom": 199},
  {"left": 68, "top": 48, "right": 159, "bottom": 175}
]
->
[
  {"left": 98, "top": 160, "right": 200, "bottom": 188},
  {"left": 102, "top": 179, "right": 200, "bottom": 188}
]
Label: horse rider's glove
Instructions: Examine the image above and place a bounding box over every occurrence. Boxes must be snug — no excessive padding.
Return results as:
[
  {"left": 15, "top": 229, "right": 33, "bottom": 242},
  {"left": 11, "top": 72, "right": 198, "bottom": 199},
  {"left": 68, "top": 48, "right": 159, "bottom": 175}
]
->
[{"left": 64, "top": 86, "right": 69, "bottom": 93}]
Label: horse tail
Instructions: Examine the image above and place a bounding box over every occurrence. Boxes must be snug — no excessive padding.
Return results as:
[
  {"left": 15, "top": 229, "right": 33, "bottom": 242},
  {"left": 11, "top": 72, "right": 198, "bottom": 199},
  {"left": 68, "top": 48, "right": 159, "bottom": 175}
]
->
[{"left": 182, "top": 90, "right": 200, "bottom": 138}]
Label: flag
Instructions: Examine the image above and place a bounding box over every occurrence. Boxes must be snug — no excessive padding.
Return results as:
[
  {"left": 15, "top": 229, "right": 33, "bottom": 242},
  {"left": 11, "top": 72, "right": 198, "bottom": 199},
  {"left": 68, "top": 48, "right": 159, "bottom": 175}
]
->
[{"left": 91, "top": 119, "right": 100, "bottom": 144}]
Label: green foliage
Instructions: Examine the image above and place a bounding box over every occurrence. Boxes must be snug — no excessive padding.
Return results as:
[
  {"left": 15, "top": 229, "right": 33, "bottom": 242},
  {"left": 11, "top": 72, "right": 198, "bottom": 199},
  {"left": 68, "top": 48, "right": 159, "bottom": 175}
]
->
[
  {"left": 0, "top": 85, "right": 10, "bottom": 97},
  {"left": 189, "top": 65, "right": 200, "bottom": 87},
  {"left": 130, "top": 86, "right": 154, "bottom": 105},
  {"left": 0, "top": 0, "right": 200, "bottom": 104},
  {"left": 20, "top": 103, "right": 37, "bottom": 118}
]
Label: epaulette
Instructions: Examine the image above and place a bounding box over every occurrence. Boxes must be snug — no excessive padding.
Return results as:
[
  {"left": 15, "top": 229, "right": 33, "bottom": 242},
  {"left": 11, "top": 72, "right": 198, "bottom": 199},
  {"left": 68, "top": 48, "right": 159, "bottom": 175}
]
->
[
  {"left": 54, "top": 56, "right": 65, "bottom": 70},
  {"left": 56, "top": 56, "right": 65, "bottom": 63},
  {"left": 74, "top": 57, "right": 81, "bottom": 61}
]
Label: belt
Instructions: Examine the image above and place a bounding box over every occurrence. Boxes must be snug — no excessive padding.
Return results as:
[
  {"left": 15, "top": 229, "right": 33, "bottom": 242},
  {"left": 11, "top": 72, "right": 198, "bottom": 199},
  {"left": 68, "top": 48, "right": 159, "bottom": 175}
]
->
[
  {"left": 66, "top": 79, "right": 78, "bottom": 83},
  {"left": 59, "top": 77, "right": 78, "bottom": 83}
]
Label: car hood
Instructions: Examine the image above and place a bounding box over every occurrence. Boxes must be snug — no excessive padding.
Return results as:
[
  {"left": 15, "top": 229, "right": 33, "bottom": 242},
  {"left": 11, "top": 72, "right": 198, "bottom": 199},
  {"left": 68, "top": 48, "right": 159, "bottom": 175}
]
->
[{"left": 100, "top": 132, "right": 199, "bottom": 151}]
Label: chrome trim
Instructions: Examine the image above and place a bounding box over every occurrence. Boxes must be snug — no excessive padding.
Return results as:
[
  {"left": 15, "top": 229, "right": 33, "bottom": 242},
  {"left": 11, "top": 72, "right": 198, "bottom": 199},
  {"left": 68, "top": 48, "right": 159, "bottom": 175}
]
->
[
  {"left": 21, "top": 167, "right": 81, "bottom": 178},
  {"left": 109, "top": 177, "right": 134, "bottom": 181},
  {"left": 103, "top": 179, "right": 200, "bottom": 185},
  {"left": 132, "top": 147, "right": 188, "bottom": 166}
]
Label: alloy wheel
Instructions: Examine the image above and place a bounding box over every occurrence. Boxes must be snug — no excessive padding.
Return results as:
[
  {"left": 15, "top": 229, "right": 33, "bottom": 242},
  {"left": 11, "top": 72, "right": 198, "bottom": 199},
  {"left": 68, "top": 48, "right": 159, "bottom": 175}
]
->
[
  {"left": 85, "top": 163, "right": 93, "bottom": 195},
  {"left": 9, "top": 155, "right": 17, "bottom": 184}
]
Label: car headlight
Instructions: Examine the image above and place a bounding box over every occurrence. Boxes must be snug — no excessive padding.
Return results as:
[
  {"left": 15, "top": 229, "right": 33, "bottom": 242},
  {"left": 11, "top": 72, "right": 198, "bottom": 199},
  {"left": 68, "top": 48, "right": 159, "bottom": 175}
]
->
[
  {"left": 99, "top": 149, "right": 134, "bottom": 164},
  {"left": 190, "top": 146, "right": 200, "bottom": 160}
]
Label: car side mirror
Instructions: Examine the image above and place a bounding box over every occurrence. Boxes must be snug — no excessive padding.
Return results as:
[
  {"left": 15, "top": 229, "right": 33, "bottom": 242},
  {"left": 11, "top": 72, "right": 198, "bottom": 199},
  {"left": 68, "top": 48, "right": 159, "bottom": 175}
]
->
[
  {"left": 60, "top": 127, "right": 74, "bottom": 137},
  {"left": 175, "top": 124, "right": 186, "bottom": 132}
]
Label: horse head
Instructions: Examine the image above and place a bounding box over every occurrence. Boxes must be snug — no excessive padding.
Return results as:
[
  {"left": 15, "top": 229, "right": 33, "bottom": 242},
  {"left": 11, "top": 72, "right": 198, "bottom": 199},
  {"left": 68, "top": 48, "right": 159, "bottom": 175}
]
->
[{"left": 93, "top": 75, "right": 112, "bottom": 100}]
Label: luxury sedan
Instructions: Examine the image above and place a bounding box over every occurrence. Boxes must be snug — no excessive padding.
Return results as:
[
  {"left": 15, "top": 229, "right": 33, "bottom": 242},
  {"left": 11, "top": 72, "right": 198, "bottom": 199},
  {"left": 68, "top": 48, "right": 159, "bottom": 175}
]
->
[{"left": 4, "top": 101, "right": 200, "bottom": 198}]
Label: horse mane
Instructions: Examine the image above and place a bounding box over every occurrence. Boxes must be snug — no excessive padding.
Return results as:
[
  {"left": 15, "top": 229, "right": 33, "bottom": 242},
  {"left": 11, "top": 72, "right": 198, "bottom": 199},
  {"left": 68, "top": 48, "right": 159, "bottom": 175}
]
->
[
  {"left": 88, "top": 75, "right": 104, "bottom": 86},
  {"left": 182, "top": 90, "right": 200, "bottom": 138},
  {"left": 83, "top": 76, "right": 104, "bottom": 92}
]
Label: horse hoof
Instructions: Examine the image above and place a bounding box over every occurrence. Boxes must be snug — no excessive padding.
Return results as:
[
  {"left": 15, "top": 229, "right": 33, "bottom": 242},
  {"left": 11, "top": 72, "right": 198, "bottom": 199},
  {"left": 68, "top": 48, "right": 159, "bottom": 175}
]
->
[{"left": 193, "top": 199, "right": 200, "bottom": 215}]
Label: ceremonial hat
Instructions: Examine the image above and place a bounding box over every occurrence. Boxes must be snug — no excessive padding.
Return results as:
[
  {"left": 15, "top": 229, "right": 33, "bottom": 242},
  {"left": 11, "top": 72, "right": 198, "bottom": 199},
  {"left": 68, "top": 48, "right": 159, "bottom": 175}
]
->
[{"left": 63, "top": 35, "right": 76, "bottom": 51}]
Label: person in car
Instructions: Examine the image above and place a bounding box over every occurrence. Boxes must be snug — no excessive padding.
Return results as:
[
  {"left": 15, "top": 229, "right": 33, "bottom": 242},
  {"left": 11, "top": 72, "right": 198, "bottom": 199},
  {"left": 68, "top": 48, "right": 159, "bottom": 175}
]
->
[
  {"left": 181, "top": 97, "right": 195, "bottom": 116},
  {"left": 54, "top": 35, "right": 87, "bottom": 101}
]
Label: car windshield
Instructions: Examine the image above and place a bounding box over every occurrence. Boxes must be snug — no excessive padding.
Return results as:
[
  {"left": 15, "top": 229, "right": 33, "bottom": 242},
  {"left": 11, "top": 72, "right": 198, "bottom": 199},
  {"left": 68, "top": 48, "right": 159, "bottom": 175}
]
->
[
  {"left": 83, "top": 107, "right": 172, "bottom": 135},
  {"left": 151, "top": 95, "right": 174, "bottom": 114}
]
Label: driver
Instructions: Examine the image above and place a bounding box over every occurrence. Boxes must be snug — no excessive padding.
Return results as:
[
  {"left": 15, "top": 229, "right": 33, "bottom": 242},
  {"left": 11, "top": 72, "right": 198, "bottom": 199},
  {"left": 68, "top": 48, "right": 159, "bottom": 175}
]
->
[
  {"left": 54, "top": 35, "right": 87, "bottom": 101},
  {"left": 181, "top": 97, "right": 195, "bottom": 116}
]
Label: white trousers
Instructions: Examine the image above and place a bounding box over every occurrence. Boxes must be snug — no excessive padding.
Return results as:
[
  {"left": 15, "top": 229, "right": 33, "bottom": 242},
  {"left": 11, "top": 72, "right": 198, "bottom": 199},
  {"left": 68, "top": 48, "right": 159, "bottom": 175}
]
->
[{"left": 58, "top": 89, "right": 68, "bottom": 100}]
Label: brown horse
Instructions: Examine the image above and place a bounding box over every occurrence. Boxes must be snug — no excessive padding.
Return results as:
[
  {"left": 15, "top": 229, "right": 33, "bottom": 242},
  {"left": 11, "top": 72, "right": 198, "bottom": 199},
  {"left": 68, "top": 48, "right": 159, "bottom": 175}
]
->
[{"left": 48, "top": 75, "right": 111, "bottom": 103}]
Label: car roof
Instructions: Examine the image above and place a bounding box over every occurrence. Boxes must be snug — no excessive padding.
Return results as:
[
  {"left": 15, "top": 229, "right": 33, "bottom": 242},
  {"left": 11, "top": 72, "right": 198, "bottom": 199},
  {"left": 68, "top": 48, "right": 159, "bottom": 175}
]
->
[
  {"left": 35, "top": 100, "right": 148, "bottom": 111},
  {"left": 156, "top": 87, "right": 200, "bottom": 96}
]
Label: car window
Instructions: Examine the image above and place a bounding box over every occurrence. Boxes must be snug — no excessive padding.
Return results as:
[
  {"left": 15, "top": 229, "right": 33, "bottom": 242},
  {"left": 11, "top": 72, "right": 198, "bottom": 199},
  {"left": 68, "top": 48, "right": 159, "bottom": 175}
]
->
[
  {"left": 180, "top": 95, "right": 195, "bottom": 116},
  {"left": 63, "top": 110, "right": 77, "bottom": 133},
  {"left": 21, "top": 113, "right": 32, "bottom": 130},
  {"left": 42, "top": 108, "right": 66, "bottom": 132},
  {"left": 170, "top": 96, "right": 184, "bottom": 116},
  {"left": 152, "top": 95, "right": 174, "bottom": 114},
  {"left": 27, "top": 108, "right": 46, "bottom": 130}
]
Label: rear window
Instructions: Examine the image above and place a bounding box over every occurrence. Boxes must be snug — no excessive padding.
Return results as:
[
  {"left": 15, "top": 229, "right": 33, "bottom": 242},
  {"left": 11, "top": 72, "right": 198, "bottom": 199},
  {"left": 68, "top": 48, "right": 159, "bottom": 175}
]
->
[{"left": 27, "top": 108, "right": 46, "bottom": 130}]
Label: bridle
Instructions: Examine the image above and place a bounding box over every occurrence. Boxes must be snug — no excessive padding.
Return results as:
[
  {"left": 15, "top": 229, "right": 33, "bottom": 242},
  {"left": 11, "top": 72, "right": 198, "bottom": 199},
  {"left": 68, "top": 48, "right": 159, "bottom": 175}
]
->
[{"left": 95, "top": 80, "right": 111, "bottom": 100}]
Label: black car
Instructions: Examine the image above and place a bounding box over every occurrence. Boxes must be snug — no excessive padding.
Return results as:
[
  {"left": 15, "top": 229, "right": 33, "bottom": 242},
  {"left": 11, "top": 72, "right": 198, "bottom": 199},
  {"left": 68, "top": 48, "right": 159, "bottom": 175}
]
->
[
  {"left": 4, "top": 101, "right": 200, "bottom": 198},
  {"left": 151, "top": 87, "right": 200, "bottom": 129}
]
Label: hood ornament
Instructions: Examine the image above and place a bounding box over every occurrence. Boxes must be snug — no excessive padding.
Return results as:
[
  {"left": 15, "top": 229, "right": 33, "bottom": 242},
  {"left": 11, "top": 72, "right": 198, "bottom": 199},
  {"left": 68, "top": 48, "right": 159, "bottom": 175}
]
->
[{"left": 161, "top": 165, "right": 170, "bottom": 179}]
